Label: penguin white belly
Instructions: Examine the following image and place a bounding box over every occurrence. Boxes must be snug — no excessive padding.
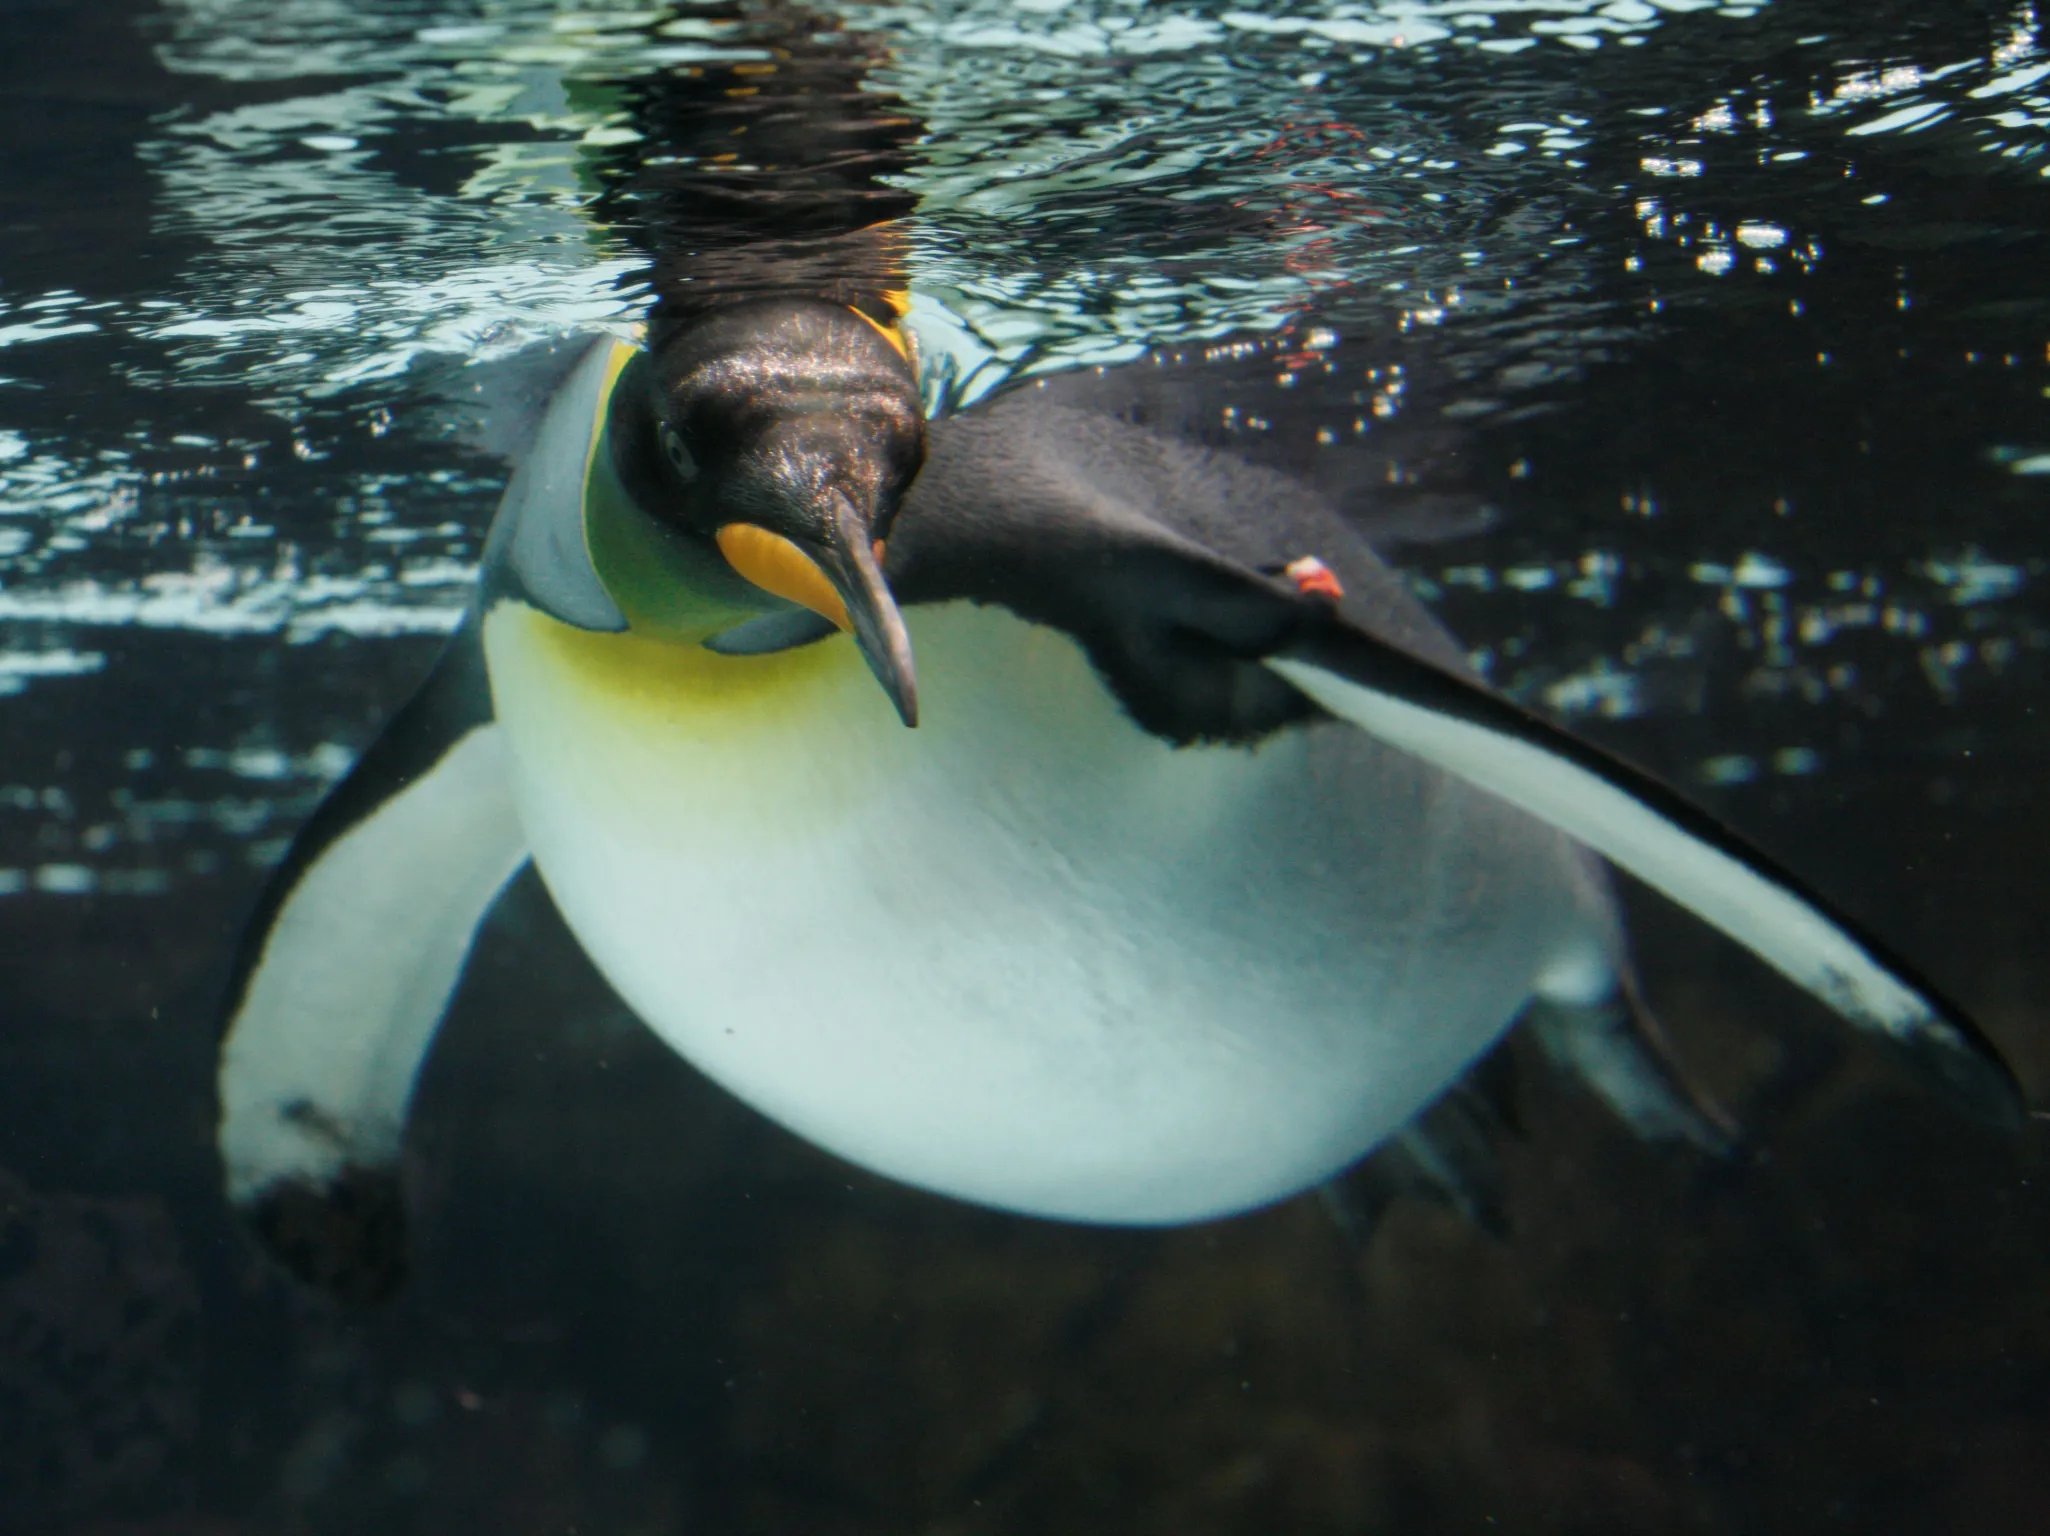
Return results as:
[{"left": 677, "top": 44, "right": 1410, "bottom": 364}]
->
[{"left": 482, "top": 598, "right": 1614, "bottom": 1224}]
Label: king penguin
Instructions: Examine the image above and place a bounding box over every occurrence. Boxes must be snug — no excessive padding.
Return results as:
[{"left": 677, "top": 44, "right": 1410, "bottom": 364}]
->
[
  {"left": 214, "top": 4, "right": 2015, "bottom": 1302},
  {"left": 215, "top": 294, "right": 2016, "bottom": 1303}
]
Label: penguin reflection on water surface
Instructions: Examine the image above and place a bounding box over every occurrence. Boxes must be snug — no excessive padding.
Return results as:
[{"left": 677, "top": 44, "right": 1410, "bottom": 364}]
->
[{"left": 216, "top": 307, "right": 2017, "bottom": 1301}]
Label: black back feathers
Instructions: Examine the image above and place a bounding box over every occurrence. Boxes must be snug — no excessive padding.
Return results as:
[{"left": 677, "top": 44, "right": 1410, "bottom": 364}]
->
[{"left": 891, "top": 397, "right": 1461, "bottom": 744}]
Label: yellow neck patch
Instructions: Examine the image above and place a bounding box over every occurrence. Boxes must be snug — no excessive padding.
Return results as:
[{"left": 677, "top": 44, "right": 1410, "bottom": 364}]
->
[{"left": 485, "top": 599, "right": 866, "bottom": 741}]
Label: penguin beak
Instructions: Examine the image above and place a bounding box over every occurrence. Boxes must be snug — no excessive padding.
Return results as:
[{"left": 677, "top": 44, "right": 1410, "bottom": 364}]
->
[{"left": 714, "top": 497, "right": 920, "bottom": 727}]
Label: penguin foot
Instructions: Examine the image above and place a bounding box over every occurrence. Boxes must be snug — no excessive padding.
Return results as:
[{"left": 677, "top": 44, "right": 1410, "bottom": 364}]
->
[
  {"left": 1524, "top": 991, "right": 1738, "bottom": 1155},
  {"left": 1325, "top": 1069, "right": 1520, "bottom": 1246}
]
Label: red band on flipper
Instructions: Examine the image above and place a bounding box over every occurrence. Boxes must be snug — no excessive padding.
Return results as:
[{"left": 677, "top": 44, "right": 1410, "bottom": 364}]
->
[{"left": 1285, "top": 556, "right": 1344, "bottom": 602}]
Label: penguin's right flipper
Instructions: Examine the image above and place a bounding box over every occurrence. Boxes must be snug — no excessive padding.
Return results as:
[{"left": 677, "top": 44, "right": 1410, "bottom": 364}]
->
[{"left": 217, "top": 627, "right": 528, "bottom": 1305}]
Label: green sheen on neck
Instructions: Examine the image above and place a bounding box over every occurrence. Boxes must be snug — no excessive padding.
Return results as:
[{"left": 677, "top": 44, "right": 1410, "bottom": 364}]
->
[{"left": 582, "top": 382, "right": 765, "bottom": 645}]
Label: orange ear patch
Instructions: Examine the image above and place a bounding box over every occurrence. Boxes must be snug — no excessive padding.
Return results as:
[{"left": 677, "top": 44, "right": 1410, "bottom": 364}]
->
[{"left": 716, "top": 524, "right": 852, "bottom": 631}]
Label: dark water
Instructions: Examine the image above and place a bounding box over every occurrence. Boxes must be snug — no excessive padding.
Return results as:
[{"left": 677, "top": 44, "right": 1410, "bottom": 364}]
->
[{"left": 2, "top": 0, "right": 2047, "bottom": 1530}]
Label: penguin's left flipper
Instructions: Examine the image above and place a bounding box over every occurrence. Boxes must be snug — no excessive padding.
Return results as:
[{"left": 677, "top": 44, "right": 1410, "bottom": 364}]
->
[
  {"left": 216, "top": 626, "right": 528, "bottom": 1305},
  {"left": 1266, "top": 625, "right": 2022, "bottom": 1128}
]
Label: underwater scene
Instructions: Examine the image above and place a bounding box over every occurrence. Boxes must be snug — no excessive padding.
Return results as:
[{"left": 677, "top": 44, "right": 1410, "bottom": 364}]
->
[{"left": 2, "top": 0, "right": 2048, "bottom": 1530}]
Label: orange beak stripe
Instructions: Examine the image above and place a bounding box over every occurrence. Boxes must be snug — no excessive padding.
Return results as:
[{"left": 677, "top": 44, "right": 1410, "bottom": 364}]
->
[{"left": 715, "top": 523, "right": 851, "bottom": 631}]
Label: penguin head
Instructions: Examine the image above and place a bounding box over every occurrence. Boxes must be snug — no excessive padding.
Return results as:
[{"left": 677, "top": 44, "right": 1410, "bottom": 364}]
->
[{"left": 610, "top": 298, "right": 927, "bottom": 724}]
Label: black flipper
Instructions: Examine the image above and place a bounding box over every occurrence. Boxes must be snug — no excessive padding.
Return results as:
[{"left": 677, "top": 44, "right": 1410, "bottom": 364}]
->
[{"left": 216, "top": 625, "right": 528, "bottom": 1304}]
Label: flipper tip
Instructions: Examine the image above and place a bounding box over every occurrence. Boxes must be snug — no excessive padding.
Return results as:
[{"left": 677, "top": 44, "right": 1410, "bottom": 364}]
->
[
  {"left": 1897, "top": 1022, "right": 2027, "bottom": 1135},
  {"left": 245, "top": 1164, "right": 410, "bottom": 1308}
]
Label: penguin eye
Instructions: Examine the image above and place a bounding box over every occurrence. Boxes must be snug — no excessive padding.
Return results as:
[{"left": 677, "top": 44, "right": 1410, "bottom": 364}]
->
[{"left": 659, "top": 424, "right": 698, "bottom": 481}]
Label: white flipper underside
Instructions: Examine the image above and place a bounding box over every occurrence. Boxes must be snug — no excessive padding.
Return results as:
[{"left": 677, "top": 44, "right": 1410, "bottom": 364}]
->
[
  {"left": 218, "top": 725, "right": 529, "bottom": 1202},
  {"left": 1267, "top": 657, "right": 1938, "bottom": 1039}
]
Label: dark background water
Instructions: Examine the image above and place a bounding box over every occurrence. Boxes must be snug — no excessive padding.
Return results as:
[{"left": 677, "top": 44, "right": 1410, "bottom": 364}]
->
[{"left": 1, "top": 0, "right": 2047, "bottom": 1531}]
